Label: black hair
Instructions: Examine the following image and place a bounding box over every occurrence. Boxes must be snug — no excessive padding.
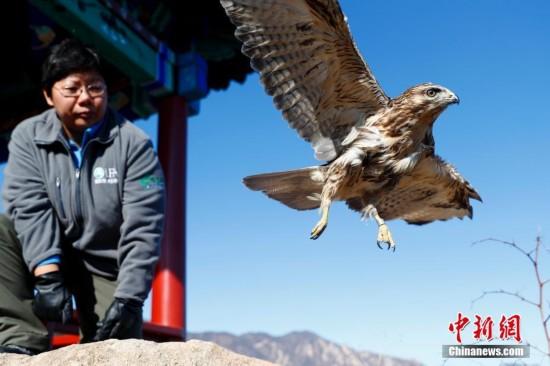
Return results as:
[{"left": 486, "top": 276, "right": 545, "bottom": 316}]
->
[{"left": 41, "top": 38, "right": 104, "bottom": 96}]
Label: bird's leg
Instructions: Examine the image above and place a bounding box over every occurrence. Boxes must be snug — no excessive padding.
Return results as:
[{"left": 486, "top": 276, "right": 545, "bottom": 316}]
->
[
  {"left": 365, "top": 204, "right": 396, "bottom": 251},
  {"left": 310, "top": 203, "right": 329, "bottom": 240},
  {"left": 310, "top": 176, "right": 341, "bottom": 240}
]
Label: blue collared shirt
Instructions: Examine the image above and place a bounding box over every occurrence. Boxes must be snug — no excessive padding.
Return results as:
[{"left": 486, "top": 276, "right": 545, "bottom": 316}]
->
[
  {"left": 37, "top": 119, "right": 104, "bottom": 268},
  {"left": 67, "top": 119, "right": 104, "bottom": 168}
]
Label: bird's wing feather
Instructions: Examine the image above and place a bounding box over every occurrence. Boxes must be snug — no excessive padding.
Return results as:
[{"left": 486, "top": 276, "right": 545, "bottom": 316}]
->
[
  {"left": 220, "top": 0, "right": 390, "bottom": 161},
  {"left": 347, "top": 155, "right": 481, "bottom": 224}
]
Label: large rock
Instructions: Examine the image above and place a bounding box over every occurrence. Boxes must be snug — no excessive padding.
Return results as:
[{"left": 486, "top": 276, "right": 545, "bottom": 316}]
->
[{"left": 0, "top": 339, "right": 277, "bottom": 366}]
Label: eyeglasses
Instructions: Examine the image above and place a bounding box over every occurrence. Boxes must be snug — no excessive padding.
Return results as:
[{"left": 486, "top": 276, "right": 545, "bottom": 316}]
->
[{"left": 54, "top": 83, "right": 107, "bottom": 98}]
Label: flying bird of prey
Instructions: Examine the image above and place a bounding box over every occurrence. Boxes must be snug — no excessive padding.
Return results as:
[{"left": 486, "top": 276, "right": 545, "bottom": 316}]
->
[{"left": 220, "top": 0, "right": 481, "bottom": 250}]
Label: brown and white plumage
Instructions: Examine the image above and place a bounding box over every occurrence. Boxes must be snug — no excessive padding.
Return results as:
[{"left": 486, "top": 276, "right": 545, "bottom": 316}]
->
[
  {"left": 222, "top": 0, "right": 481, "bottom": 249},
  {"left": 221, "top": 0, "right": 389, "bottom": 160},
  {"left": 346, "top": 155, "right": 482, "bottom": 225}
]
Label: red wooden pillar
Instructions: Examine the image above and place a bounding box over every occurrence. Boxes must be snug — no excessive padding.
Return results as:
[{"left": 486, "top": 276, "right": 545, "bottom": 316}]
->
[{"left": 152, "top": 95, "right": 187, "bottom": 338}]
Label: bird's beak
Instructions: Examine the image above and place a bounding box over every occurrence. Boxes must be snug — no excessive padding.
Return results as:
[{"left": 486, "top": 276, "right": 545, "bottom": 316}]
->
[{"left": 449, "top": 93, "right": 460, "bottom": 105}]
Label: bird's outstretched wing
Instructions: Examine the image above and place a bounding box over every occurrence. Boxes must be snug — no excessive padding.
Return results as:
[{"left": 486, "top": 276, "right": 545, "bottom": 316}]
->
[
  {"left": 347, "top": 155, "right": 482, "bottom": 224},
  {"left": 220, "top": 0, "right": 390, "bottom": 161}
]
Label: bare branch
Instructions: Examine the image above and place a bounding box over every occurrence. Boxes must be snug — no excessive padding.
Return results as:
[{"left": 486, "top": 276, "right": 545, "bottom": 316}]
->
[
  {"left": 473, "top": 236, "right": 550, "bottom": 356},
  {"left": 471, "top": 289, "right": 538, "bottom": 308},
  {"left": 471, "top": 238, "right": 535, "bottom": 265}
]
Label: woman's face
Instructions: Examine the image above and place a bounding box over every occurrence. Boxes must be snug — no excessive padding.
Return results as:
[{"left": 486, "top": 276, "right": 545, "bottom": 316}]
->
[{"left": 43, "top": 71, "right": 108, "bottom": 141}]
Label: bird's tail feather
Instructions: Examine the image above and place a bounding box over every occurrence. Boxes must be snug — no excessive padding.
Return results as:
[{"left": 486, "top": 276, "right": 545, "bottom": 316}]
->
[{"left": 243, "top": 166, "right": 326, "bottom": 210}]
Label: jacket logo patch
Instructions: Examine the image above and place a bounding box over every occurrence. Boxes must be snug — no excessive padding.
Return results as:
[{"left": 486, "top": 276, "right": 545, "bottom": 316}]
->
[
  {"left": 139, "top": 175, "right": 164, "bottom": 189},
  {"left": 94, "top": 167, "right": 119, "bottom": 184}
]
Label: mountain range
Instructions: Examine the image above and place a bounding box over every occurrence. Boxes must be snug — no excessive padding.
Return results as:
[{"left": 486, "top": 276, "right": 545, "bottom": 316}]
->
[{"left": 188, "top": 331, "right": 423, "bottom": 366}]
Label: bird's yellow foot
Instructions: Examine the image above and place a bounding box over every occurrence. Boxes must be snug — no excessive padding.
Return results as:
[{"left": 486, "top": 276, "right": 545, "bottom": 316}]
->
[
  {"left": 310, "top": 219, "right": 327, "bottom": 240},
  {"left": 376, "top": 223, "right": 396, "bottom": 251}
]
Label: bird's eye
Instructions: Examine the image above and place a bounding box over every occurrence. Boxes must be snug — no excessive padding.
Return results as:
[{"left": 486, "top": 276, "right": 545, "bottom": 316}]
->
[{"left": 426, "top": 88, "right": 439, "bottom": 97}]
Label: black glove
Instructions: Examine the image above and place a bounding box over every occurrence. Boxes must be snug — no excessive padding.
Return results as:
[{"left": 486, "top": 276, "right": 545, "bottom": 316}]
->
[
  {"left": 32, "top": 271, "right": 73, "bottom": 324},
  {"left": 93, "top": 298, "right": 143, "bottom": 341}
]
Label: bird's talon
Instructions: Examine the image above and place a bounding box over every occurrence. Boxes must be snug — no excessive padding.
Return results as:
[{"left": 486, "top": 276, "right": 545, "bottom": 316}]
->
[
  {"left": 310, "top": 222, "right": 327, "bottom": 240},
  {"left": 376, "top": 240, "right": 395, "bottom": 251},
  {"left": 376, "top": 224, "right": 396, "bottom": 251}
]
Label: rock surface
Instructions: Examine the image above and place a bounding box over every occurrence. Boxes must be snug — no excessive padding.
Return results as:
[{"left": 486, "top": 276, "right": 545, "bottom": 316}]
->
[{"left": 0, "top": 339, "right": 276, "bottom": 366}]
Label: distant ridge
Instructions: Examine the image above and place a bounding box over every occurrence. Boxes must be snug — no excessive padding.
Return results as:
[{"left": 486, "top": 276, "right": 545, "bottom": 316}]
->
[{"left": 188, "top": 330, "right": 423, "bottom": 366}]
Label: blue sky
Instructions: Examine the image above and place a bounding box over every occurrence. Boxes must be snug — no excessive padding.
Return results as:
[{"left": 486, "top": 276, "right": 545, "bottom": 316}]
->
[
  {"left": 2, "top": 1, "right": 550, "bottom": 365},
  {"left": 180, "top": 1, "right": 550, "bottom": 365}
]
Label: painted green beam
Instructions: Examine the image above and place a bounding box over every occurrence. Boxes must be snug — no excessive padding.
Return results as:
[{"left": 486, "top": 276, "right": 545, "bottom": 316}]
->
[{"left": 30, "top": 0, "right": 174, "bottom": 94}]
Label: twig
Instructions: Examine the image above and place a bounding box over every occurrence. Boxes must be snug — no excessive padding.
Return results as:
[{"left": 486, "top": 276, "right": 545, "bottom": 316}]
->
[
  {"left": 471, "top": 238, "right": 535, "bottom": 265},
  {"left": 472, "top": 237, "right": 550, "bottom": 357},
  {"left": 471, "top": 289, "right": 538, "bottom": 308}
]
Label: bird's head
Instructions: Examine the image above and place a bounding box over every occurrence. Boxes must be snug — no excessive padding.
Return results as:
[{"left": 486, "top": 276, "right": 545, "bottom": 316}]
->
[{"left": 395, "top": 83, "right": 459, "bottom": 112}]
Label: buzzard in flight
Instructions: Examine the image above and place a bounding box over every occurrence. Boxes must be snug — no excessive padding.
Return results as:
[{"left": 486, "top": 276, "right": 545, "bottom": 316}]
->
[{"left": 220, "top": 0, "right": 481, "bottom": 250}]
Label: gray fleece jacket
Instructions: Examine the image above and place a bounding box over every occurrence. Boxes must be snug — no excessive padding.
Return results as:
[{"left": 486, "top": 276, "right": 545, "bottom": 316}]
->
[{"left": 2, "top": 108, "right": 165, "bottom": 302}]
